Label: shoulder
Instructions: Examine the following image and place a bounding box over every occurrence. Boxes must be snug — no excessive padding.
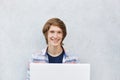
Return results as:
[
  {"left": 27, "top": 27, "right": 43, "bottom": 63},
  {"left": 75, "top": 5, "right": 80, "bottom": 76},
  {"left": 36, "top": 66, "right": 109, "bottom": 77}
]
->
[
  {"left": 30, "top": 48, "right": 47, "bottom": 63},
  {"left": 64, "top": 49, "right": 80, "bottom": 63}
]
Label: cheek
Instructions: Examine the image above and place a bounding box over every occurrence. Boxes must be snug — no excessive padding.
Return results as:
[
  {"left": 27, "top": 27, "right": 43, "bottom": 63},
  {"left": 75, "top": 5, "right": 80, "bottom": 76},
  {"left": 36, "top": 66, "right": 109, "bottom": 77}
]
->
[
  {"left": 61, "top": 34, "right": 64, "bottom": 39},
  {"left": 47, "top": 33, "right": 51, "bottom": 38},
  {"left": 61, "top": 35, "right": 63, "bottom": 39}
]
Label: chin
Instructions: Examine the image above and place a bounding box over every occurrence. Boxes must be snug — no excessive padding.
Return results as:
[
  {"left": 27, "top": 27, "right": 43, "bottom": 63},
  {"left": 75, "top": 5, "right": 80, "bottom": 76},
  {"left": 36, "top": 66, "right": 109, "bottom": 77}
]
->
[
  {"left": 52, "top": 44, "right": 59, "bottom": 47},
  {"left": 52, "top": 43, "right": 61, "bottom": 47}
]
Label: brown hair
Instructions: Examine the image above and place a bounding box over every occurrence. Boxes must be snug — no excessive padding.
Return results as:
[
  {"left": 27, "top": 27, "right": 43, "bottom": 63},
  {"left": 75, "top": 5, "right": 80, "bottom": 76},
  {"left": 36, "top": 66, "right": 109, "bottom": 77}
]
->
[{"left": 42, "top": 18, "right": 67, "bottom": 44}]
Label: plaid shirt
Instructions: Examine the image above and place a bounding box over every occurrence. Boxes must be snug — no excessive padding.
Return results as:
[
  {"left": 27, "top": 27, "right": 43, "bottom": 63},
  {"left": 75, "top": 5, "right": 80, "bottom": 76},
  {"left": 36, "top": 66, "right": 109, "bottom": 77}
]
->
[{"left": 26, "top": 47, "right": 79, "bottom": 80}]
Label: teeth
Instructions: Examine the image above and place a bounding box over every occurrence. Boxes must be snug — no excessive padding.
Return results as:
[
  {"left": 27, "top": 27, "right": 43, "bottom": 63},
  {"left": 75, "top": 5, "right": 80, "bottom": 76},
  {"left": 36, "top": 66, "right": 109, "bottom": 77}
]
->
[
  {"left": 51, "top": 37, "right": 54, "bottom": 40},
  {"left": 51, "top": 38, "right": 59, "bottom": 42},
  {"left": 51, "top": 37, "right": 60, "bottom": 42}
]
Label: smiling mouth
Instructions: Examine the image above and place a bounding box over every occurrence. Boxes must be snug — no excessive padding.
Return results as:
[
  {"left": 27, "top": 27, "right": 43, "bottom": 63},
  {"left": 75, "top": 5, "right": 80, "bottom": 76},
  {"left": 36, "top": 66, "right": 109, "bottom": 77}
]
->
[{"left": 51, "top": 38, "right": 60, "bottom": 43}]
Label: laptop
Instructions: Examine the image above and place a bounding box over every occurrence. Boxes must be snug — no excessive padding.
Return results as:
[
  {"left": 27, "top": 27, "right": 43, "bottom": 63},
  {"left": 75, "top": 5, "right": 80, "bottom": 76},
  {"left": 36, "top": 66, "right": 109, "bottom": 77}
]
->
[{"left": 30, "top": 63, "right": 90, "bottom": 80}]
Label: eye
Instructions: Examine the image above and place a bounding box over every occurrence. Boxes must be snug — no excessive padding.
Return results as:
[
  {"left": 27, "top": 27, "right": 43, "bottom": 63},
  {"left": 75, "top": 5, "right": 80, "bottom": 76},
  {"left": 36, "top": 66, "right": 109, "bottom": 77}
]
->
[
  {"left": 58, "top": 31, "right": 62, "bottom": 34},
  {"left": 50, "top": 31, "right": 55, "bottom": 33}
]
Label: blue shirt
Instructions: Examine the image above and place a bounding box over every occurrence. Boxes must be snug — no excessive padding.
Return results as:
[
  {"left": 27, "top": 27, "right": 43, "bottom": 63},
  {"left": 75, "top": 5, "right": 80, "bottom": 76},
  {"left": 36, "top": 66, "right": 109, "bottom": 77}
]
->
[{"left": 47, "top": 51, "right": 65, "bottom": 63}]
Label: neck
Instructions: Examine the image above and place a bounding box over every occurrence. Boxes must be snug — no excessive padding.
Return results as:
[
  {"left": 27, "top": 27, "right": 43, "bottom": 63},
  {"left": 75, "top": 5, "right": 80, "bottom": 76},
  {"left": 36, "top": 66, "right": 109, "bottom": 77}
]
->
[{"left": 47, "top": 45, "right": 63, "bottom": 57}]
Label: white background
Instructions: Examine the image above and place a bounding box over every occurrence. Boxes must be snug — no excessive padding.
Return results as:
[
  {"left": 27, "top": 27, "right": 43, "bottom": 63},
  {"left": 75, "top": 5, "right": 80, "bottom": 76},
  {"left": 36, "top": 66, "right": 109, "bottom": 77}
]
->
[{"left": 0, "top": 0, "right": 120, "bottom": 80}]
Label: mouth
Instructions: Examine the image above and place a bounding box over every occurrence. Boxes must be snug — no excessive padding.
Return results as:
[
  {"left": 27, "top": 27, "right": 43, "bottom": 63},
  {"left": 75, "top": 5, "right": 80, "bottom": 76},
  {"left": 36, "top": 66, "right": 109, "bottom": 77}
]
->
[{"left": 51, "top": 38, "right": 60, "bottom": 43}]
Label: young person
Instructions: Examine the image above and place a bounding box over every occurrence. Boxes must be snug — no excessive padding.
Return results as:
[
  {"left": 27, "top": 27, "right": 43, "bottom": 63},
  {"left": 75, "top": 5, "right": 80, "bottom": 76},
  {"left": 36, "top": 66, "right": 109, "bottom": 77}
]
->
[{"left": 26, "top": 18, "right": 79, "bottom": 80}]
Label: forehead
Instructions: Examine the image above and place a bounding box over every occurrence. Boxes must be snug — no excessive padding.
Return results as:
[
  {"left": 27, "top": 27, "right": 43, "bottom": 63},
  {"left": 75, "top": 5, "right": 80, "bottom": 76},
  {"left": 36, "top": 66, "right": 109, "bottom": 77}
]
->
[{"left": 49, "top": 25, "right": 62, "bottom": 31}]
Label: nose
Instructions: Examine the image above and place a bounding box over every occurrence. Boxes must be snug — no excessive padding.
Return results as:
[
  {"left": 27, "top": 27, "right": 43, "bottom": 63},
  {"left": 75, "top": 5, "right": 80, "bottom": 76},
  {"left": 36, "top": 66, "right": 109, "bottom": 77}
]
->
[{"left": 53, "top": 32, "right": 58, "bottom": 38}]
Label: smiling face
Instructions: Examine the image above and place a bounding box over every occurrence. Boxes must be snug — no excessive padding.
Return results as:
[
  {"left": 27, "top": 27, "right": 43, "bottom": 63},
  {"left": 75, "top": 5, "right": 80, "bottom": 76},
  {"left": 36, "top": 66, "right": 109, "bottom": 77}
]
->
[
  {"left": 42, "top": 18, "right": 67, "bottom": 45},
  {"left": 47, "top": 25, "right": 63, "bottom": 47}
]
